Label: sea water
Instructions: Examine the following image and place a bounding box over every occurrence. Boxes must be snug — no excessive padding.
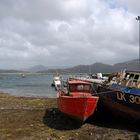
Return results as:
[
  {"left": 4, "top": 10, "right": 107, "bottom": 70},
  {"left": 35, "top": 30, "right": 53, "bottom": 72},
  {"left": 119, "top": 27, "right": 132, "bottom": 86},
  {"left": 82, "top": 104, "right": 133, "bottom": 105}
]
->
[{"left": 0, "top": 73, "right": 62, "bottom": 98}]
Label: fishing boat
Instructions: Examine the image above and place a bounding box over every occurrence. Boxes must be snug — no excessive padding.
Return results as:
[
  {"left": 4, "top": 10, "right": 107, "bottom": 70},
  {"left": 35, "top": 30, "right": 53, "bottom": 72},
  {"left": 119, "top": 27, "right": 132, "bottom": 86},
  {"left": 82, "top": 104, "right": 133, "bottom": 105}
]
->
[
  {"left": 51, "top": 75, "right": 61, "bottom": 90},
  {"left": 57, "top": 79, "right": 99, "bottom": 122},
  {"left": 98, "top": 70, "right": 140, "bottom": 121}
]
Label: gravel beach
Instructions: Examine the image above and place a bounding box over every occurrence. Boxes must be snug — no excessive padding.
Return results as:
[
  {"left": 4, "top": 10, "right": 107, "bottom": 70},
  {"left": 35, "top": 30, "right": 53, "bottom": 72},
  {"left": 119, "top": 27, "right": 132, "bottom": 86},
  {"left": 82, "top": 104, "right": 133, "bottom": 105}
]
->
[{"left": 0, "top": 93, "right": 139, "bottom": 140}]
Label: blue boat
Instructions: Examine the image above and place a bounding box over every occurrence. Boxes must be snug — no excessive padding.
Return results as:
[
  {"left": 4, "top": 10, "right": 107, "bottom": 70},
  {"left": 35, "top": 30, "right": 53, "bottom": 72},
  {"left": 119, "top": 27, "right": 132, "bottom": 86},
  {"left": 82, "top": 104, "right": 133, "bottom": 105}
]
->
[{"left": 98, "top": 70, "right": 140, "bottom": 121}]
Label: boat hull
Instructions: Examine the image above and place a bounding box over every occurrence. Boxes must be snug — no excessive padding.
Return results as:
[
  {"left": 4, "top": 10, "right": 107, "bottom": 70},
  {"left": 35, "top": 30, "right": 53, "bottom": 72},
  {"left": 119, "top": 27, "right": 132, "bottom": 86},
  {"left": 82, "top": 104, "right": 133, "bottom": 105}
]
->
[
  {"left": 57, "top": 92, "right": 99, "bottom": 122},
  {"left": 98, "top": 85, "right": 140, "bottom": 121}
]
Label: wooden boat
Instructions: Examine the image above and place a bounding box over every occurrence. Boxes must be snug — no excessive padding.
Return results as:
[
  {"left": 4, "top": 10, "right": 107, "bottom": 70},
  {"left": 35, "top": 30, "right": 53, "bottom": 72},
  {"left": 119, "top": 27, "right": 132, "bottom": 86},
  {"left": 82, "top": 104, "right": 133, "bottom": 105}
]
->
[
  {"left": 98, "top": 70, "right": 140, "bottom": 121},
  {"left": 57, "top": 80, "right": 99, "bottom": 122}
]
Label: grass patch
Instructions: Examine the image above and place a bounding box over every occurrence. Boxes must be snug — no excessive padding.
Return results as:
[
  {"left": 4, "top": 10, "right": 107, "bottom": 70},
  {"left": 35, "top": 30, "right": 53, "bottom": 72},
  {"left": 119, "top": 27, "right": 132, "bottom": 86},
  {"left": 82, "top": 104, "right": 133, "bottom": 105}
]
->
[
  {"left": 16, "top": 127, "right": 31, "bottom": 132},
  {"left": 24, "top": 99, "right": 47, "bottom": 108},
  {"left": 0, "top": 128, "right": 9, "bottom": 133}
]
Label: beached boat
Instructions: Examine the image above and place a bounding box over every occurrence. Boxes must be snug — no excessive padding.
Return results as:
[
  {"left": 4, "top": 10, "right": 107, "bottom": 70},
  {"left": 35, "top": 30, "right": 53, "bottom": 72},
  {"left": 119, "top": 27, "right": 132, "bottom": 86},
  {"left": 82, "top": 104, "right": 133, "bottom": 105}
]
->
[
  {"left": 51, "top": 76, "right": 61, "bottom": 90},
  {"left": 57, "top": 80, "right": 99, "bottom": 122},
  {"left": 98, "top": 70, "right": 140, "bottom": 121}
]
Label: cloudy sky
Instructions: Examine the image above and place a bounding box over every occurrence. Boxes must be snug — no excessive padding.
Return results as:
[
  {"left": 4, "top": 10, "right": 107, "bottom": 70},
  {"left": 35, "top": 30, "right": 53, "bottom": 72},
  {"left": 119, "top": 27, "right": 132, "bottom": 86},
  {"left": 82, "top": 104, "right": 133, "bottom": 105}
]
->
[{"left": 0, "top": 0, "right": 140, "bottom": 69}]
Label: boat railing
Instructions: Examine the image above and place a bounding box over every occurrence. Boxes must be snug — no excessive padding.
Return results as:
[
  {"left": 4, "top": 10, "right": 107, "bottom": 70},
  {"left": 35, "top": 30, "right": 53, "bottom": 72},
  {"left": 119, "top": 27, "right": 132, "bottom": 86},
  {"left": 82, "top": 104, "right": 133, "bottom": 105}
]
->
[{"left": 119, "top": 78, "right": 140, "bottom": 89}]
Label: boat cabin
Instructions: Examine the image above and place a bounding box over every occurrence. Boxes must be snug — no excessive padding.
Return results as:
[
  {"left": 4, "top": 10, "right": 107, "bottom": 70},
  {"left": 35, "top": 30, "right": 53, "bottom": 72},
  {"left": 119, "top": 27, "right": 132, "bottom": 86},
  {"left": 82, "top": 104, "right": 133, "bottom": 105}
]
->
[
  {"left": 121, "top": 70, "right": 140, "bottom": 88},
  {"left": 67, "top": 80, "right": 91, "bottom": 93}
]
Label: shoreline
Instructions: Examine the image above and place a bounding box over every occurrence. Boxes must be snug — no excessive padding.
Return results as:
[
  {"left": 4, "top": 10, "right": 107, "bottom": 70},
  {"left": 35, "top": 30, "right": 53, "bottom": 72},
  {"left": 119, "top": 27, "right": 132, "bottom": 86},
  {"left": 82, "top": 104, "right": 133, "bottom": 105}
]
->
[
  {"left": 0, "top": 90, "right": 57, "bottom": 98},
  {"left": 0, "top": 92, "right": 139, "bottom": 140}
]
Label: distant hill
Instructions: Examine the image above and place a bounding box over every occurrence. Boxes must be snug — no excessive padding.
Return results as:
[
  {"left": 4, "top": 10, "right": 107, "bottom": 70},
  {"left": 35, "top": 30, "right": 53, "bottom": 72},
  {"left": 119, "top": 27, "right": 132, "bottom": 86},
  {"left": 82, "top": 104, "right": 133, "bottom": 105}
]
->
[
  {"left": 0, "top": 59, "right": 138, "bottom": 74},
  {"left": 113, "top": 59, "right": 139, "bottom": 71},
  {"left": 43, "top": 59, "right": 139, "bottom": 73},
  {"left": 62, "top": 63, "right": 114, "bottom": 73},
  {"left": 29, "top": 65, "right": 48, "bottom": 72},
  {"left": 0, "top": 70, "right": 28, "bottom": 73}
]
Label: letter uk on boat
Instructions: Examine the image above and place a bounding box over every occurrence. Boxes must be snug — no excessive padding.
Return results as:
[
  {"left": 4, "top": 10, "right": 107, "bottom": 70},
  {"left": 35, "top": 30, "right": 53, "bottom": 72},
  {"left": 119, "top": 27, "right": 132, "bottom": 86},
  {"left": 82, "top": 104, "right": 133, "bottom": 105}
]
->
[
  {"left": 117, "top": 92, "right": 126, "bottom": 101},
  {"left": 117, "top": 92, "right": 140, "bottom": 104}
]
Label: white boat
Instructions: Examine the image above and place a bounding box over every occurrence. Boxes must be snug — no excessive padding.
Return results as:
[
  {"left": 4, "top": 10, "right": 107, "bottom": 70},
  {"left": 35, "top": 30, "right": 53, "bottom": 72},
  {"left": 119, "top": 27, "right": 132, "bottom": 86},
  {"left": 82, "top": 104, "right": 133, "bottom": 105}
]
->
[
  {"left": 51, "top": 76, "right": 61, "bottom": 90},
  {"left": 68, "top": 73, "right": 106, "bottom": 84}
]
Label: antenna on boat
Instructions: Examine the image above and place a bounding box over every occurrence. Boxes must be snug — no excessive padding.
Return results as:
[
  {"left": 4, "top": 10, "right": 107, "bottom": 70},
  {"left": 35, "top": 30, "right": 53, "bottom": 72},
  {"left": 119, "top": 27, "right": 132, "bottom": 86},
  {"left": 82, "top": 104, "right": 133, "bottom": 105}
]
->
[{"left": 136, "top": 16, "right": 140, "bottom": 70}]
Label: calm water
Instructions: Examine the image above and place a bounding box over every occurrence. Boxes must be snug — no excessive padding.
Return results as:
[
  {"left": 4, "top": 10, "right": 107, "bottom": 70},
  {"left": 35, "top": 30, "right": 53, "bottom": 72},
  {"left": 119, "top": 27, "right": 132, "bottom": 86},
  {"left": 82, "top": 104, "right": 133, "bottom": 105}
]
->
[{"left": 0, "top": 73, "right": 67, "bottom": 98}]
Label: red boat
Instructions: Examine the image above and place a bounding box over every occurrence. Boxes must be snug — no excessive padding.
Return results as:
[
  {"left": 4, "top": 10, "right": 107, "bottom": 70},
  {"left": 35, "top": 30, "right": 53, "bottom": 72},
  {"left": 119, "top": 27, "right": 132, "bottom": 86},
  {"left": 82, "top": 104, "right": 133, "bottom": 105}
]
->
[{"left": 57, "top": 80, "right": 99, "bottom": 122}]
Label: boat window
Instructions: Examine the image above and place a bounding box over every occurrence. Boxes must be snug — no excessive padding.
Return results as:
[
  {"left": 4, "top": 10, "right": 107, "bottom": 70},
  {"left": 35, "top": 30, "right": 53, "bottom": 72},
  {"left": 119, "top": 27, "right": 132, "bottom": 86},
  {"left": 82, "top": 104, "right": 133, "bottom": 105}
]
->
[
  {"left": 129, "top": 74, "right": 134, "bottom": 80},
  {"left": 77, "top": 85, "right": 90, "bottom": 91},
  {"left": 133, "top": 74, "right": 139, "bottom": 82},
  {"left": 69, "top": 84, "right": 90, "bottom": 92},
  {"left": 124, "top": 73, "right": 130, "bottom": 80},
  {"left": 77, "top": 85, "right": 84, "bottom": 90},
  {"left": 69, "top": 85, "right": 77, "bottom": 92},
  {"left": 84, "top": 85, "right": 90, "bottom": 91}
]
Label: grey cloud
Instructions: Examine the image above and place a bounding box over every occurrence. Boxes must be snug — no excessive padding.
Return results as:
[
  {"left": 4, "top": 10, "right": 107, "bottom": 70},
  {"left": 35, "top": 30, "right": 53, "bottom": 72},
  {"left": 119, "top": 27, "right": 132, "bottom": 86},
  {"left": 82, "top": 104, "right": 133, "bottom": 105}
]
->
[
  {"left": 118, "top": 0, "right": 140, "bottom": 14},
  {"left": 0, "top": 0, "right": 91, "bottom": 21},
  {"left": 0, "top": 0, "right": 139, "bottom": 69}
]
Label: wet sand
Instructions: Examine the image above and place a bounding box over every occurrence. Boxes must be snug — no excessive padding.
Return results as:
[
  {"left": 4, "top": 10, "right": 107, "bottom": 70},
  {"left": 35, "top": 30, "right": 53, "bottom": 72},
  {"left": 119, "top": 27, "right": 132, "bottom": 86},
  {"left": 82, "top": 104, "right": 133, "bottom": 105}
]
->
[{"left": 0, "top": 93, "right": 139, "bottom": 140}]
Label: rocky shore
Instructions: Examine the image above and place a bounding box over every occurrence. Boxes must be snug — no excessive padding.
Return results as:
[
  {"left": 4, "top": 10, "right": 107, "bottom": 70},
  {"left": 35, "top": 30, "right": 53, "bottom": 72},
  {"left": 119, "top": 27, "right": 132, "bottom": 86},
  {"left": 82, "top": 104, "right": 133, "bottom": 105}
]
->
[{"left": 0, "top": 93, "right": 139, "bottom": 140}]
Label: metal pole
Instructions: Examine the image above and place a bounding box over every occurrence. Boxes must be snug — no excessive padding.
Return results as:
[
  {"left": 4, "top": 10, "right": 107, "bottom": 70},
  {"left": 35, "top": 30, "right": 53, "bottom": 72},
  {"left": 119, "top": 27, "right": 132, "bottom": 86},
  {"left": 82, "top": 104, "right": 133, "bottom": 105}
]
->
[{"left": 136, "top": 16, "right": 140, "bottom": 69}]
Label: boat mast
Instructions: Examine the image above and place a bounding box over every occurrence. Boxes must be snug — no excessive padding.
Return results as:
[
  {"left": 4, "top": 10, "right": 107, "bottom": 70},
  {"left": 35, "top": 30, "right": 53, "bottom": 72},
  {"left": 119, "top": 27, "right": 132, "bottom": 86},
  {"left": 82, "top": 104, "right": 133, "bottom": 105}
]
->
[{"left": 136, "top": 16, "right": 140, "bottom": 70}]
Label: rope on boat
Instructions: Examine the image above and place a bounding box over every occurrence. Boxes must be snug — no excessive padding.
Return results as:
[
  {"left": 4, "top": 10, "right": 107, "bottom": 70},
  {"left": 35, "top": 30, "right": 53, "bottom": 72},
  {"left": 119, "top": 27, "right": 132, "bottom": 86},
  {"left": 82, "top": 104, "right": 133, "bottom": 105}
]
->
[{"left": 92, "top": 90, "right": 118, "bottom": 96}]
